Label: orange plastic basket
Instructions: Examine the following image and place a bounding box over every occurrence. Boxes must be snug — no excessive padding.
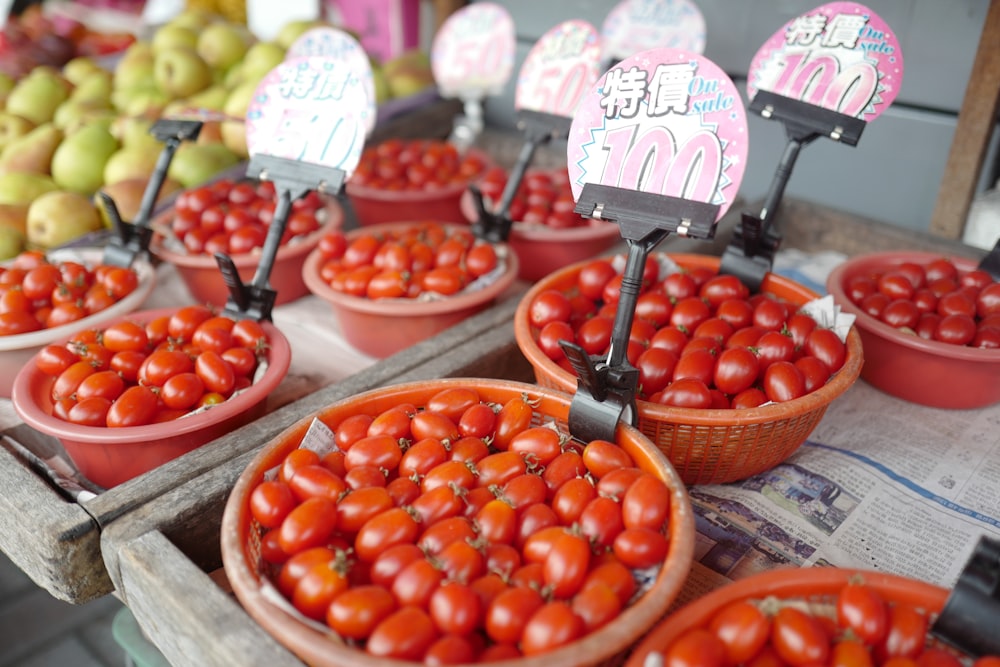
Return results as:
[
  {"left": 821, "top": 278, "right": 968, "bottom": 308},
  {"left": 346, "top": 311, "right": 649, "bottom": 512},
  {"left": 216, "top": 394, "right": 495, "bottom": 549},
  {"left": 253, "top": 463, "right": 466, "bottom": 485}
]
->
[
  {"left": 625, "top": 567, "right": 953, "bottom": 667},
  {"left": 220, "top": 378, "right": 696, "bottom": 667},
  {"left": 514, "top": 253, "right": 864, "bottom": 486}
]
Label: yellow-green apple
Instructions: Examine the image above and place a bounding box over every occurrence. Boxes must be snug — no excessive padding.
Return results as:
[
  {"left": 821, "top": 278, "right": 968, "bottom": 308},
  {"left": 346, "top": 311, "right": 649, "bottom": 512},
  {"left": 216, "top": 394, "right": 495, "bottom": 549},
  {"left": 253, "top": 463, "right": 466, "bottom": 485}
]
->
[
  {"left": 5, "top": 68, "right": 71, "bottom": 125},
  {"left": 382, "top": 49, "right": 435, "bottom": 98},
  {"left": 27, "top": 190, "right": 104, "bottom": 248},
  {"left": 0, "top": 123, "right": 62, "bottom": 175},
  {"left": 0, "top": 112, "right": 36, "bottom": 154},
  {"left": 152, "top": 24, "right": 199, "bottom": 54},
  {"left": 220, "top": 79, "right": 258, "bottom": 159},
  {"left": 196, "top": 21, "right": 251, "bottom": 73},
  {"left": 50, "top": 123, "right": 120, "bottom": 195},
  {"left": 154, "top": 47, "right": 214, "bottom": 99},
  {"left": 0, "top": 172, "right": 58, "bottom": 205},
  {"left": 234, "top": 40, "right": 285, "bottom": 85},
  {"left": 168, "top": 142, "right": 240, "bottom": 188},
  {"left": 68, "top": 68, "right": 113, "bottom": 106},
  {"left": 62, "top": 56, "right": 103, "bottom": 86}
]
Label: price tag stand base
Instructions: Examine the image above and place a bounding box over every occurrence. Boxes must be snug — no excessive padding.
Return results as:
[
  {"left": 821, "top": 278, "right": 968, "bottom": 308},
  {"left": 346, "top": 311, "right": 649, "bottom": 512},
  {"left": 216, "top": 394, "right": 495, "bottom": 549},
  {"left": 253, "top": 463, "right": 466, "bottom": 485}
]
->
[
  {"left": 931, "top": 534, "right": 1000, "bottom": 657},
  {"left": 216, "top": 153, "right": 347, "bottom": 322},
  {"left": 100, "top": 119, "right": 204, "bottom": 269},
  {"left": 722, "top": 91, "right": 867, "bottom": 291},
  {"left": 562, "top": 182, "right": 719, "bottom": 443}
]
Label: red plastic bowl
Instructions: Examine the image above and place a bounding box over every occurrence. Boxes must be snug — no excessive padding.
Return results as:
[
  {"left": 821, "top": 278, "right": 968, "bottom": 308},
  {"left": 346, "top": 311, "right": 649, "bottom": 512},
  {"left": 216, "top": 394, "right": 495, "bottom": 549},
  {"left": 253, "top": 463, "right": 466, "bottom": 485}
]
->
[
  {"left": 301, "top": 222, "right": 519, "bottom": 359},
  {"left": 459, "top": 186, "right": 621, "bottom": 282},
  {"left": 626, "top": 567, "right": 951, "bottom": 667},
  {"left": 149, "top": 198, "right": 344, "bottom": 308},
  {"left": 0, "top": 247, "right": 156, "bottom": 399},
  {"left": 344, "top": 148, "right": 492, "bottom": 226},
  {"left": 10, "top": 307, "right": 291, "bottom": 489},
  {"left": 826, "top": 250, "right": 1000, "bottom": 409}
]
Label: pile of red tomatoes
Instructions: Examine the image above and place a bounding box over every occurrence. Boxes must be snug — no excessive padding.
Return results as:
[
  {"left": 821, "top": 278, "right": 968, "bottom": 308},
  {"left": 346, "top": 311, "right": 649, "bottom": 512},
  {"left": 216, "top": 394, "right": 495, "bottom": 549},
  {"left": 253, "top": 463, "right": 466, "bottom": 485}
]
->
[
  {"left": 313, "top": 223, "right": 501, "bottom": 299},
  {"left": 474, "top": 167, "right": 585, "bottom": 229},
  {"left": 166, "top": 178, "right": 325, "bottom": 257},
  {"left": 843, "top": 256, "right": 999, "bottom": 348},
  {"left": 656, "top": 579, "right": 999, "bottom": 667},
  {"left": 528, "top": 256, "right": 847, "bottom": 409},
  {"left": 0, "top": 250, "right": 140, "bottom": 336},
  {"left": 248, "top": 385, "right": 675, "bottom": 662},
  {"left": 33, "top": 305, "right": 271, "bottom": 428},
  {"left": 348, "top": 139, "right": 490, "bottom": 192}
]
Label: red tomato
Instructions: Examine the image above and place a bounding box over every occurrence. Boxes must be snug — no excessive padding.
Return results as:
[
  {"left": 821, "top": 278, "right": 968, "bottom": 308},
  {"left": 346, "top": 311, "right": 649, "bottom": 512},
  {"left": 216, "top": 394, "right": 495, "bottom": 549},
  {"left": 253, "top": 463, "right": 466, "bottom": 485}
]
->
[
  {"left": 278, "top": 496, "right": 338, "bottom": 555},
  {"left": 249, "top": 479, "right": 296, "bottom": 529},
  {"left": 622, "top": 473, "right": 671, "bottom": 531},
  {"left": 876, "top": 602, "right": 928, "bottom": 661},
  {"left": 354, "top": 506, "right": 420, "bottom": 562},
  {"left": 35, "top": 344, "right": 80, "bottom": 377},
  {"left": 292, "top": 560, "right": 349, "bottom": 621},
  {"left": 520, "top": 600, "right": 584, "bottom": 656},
  {"left": 836, "top": 582, "right": 889, "bottom": 645},
  {"left": 771, "top": 606, "right": 830, "bottom": 667},
  {"left": 804, "top": 328, "right": 847, "bottom": 373},
  {"left": 612, "top": 526, "right": 669, "bottom": 569},
  {"left": 195, "top": 350, "right": 236, "bottom": 395},
  {"left": 663, "top": 628, "right": 727, "bottom": 667},
  {"left": 366, "top": 606, "right": 438, "bottom": 661},
  {"left": 713, "top": 347, "right": 759, "bottom": 395},
  {"left": 658, "top": 378, "right": 713, "bottom": 408},
  {"left": 485, "top": 585, "right": 544, "bottom": 644},
  {"left": 763, "top": 361, "right": 807, "bottom": 402},
  {"left": 542, "top": 530, "right": 591, "bottom": 598},
  {"left": 106, "top": 385, "right": 158, "bottom": 427},
  {"left": 708, "top": 599, "right": 771, "bottom": 665}
]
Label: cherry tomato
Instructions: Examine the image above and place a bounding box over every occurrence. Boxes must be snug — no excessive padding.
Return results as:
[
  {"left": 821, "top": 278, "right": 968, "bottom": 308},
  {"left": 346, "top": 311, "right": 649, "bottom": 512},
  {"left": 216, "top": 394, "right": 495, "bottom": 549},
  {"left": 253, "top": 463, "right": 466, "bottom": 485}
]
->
[
  {"left": 277, "top": 496, "right": 338, "bottom": 555},
  {"left": 106, "top": 385, "right": 158, "bottom": 427},
  {"left": 249, "top": 479, "right": 296, "bottom": 529},
  {"left": 663, "top": 628, "right": 727, "bottom": 667},
  {"left": 836, "top": 582, "right": 889, "bottom": 645},
  {"left": 708, "top": 599, "right": 771, "bottom": 665},
  {"left": 622, "top": 473, "right": 671, "bottom": 531},
  {"left": 520, "top": 600, "right": 584, "bottom": 656},
  {"left": 713, "top": 347, "right": 759, "bottom": 395},
  {"left": 485, "top": 585, "right": 544, "bottom": 645},
  {"left": 612, "top": 527, "right": 668, "bottom": 569},
  {"left": 581, "top": 439, "right": 634, "bottom": 478},
  {"left": 354, "top": 506, "right": 420, "bottom": 562},
  {"left": 771, "top": 606, "right": 830, "bottom": 667},
  {"left": 366, "top": 606, "right": 438, "bottom": 661}
]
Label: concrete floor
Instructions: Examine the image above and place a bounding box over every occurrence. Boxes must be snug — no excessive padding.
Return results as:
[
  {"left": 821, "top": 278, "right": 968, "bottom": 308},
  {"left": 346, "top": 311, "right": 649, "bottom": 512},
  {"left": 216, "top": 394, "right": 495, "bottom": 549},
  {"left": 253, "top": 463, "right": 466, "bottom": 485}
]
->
[{"left": 0, "top": 550, "right": 127, "bottom": 667}]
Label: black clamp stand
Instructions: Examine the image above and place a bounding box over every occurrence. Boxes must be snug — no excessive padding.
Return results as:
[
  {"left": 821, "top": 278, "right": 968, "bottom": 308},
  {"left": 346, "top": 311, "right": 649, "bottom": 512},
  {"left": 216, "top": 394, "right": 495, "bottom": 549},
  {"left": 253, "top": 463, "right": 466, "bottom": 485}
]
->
[
  {"left": 469, "top": 108, "right": 573, "bottom": 242},
  {"left": 931, "top": 534, "right": 1000, "bottom": 657},
  {"left": 100, "top": 119, "right": 203, "bottom": 268},
  {"left": 560, "top": 182, "right": 719, "bottom": 442},
  {"left": 977, "top": 237, "right": 1000, "bottom": 281},
  {"left": 216, "top": 153, "right": 346, "bottom": 322},
  {"left": 720, "top": 90, "right": 866, "bottom": 291}
]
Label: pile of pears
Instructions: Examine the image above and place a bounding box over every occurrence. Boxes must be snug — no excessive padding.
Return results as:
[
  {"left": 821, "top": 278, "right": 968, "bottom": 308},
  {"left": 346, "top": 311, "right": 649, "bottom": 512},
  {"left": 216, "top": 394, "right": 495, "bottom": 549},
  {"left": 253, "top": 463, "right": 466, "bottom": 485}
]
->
[{"left": 0, "top": 9, "right": 324, "bottom": 260}]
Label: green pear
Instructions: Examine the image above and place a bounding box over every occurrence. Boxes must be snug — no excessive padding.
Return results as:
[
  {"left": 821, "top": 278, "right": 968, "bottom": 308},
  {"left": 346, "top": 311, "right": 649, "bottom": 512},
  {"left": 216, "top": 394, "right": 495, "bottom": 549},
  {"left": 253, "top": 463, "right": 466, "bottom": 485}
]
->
[
  {"left": 26, "top": 190, "right": 103, "bottom": 249},
  {"left": 122, "top": 88, "right": 172, "bottom": 118},
  {"left": 220, "top": 79, "right": 258, "bottom": 159},
  {"left": 113, "top": 47, "right": 156, "bottom": 92},
  {"left": 68, "top": 69, "right": 114, "bottom": 106},
  {"left": 62, "top": 56, "right": 103, "bottom": 86},
  {"left": 5, "top": 70, "right": 71, "bottom": 126},
  {"left": 0, "top": 123, "right": 63, "bottom": 175},
  {"left": 0, "top": 172, "right": 58, "bottom": 205},
  {"left": 196, "top": 21, "right": 250, "bottom": 73},
  {"left": 152, "top": 24, "right": 199, "bottom": 54},
  {"left": 0, "top": 202, "right": 29, "bottom": 235},
  {"left": 238, "top": 41, "right": 285, "bottom": 84},
  {"left": 168, "top": 142, "right": 239, "bottom": 188},
  {"left": 103, "top": 144, "right": 161, "bottom": 185},
  {"left": 383, "top": 50, "right": 435, "bottom": 99},
  {"left": 167, "top": 8, "right": 218, "bottom": 32},
  {"left": 110, "top": 115, "right": 157, "bottom": 148},
  {"left": 0, "top": 112, "right": 36, "bottom": 154},
  {"left": 0, "top": 225, "right": 26, "bottom": 260},
  {"left": 53, "top": 99, "right": 114, "bottom": 132},
  {"left": 0, "top": 72, "right": 16, "bottom": 104},
  {"left": 50, "top": 124, "right": 120, "bottom": 195},
  {"left": 154, "top": 46, "right": 214, "bottom": 99},
  {"left": 371, "top": 65, "right": 391, "bottom": 105}
]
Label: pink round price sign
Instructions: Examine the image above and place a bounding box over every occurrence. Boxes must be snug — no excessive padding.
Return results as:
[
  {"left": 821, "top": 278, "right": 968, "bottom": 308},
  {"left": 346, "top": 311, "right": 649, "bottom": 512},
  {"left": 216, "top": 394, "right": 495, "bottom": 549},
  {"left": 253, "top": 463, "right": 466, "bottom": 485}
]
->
[
  {"left": 567, "top": 48, "right": 748, "bottom": 221},
  {"left": 515, "top": 19, "right": 602, "bottom": 117},
  {"left": 286, "top": 27, "right": 377, "bottom": 134},
  {"left": 245, "top": 57, "right": 369, "bottom": 177},
  {"left": 601, "top": 0, "right": 707, "bottom": 61},
  {"left": 747, "top": 2, "right": 904, "bottom": 121},
  {"left": 431, "top": 2, "right": 515, "bottom": 99}
]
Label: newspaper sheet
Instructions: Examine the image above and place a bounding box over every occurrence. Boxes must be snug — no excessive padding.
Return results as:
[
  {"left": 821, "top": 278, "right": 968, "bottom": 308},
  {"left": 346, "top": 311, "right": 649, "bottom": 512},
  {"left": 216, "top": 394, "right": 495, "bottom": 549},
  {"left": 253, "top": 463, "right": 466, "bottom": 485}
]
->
[{"left": 673, "top": 373, "right": 1000, "bottom": 607}]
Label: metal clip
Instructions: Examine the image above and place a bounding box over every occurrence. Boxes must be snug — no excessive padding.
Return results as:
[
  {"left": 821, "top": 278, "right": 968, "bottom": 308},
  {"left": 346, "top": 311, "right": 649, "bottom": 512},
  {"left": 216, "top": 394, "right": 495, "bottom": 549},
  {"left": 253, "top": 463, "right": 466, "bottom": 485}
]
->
[
  {"left": 101, "top": 119, "right": 203, "bottom": 267},
  {"left": 562, "top": 182, "right": 718, "bottom": 443},
  {"left": 931, "top": 535, "right": 1000, "bottom": 657},
  {"left": 218, "top": 153, "right": 347, "bottom": 322}
]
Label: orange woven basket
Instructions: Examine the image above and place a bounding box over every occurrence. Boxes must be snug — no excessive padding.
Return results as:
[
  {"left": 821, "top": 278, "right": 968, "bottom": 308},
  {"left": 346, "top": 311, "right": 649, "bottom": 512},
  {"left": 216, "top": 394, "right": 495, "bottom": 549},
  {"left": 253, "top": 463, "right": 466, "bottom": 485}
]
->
[
  {"left": 220, "top": 378, "right": 696, "bottom": 667},
  {"left": 625, "top": 567, "right": 953, "bottom": 667},
  {"left": 514, "top": 253, "right": 864, "bottom": 486}
]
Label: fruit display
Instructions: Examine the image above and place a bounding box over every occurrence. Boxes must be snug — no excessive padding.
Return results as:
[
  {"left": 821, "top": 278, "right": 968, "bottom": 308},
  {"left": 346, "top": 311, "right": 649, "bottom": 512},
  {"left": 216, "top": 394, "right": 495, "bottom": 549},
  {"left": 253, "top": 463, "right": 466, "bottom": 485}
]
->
[
  {"left": 475, "top": 166, "right": 586, "bottom": 230},
  {"left": 0, "top": 248, "right": 142, "bottom": 335},
  {"left": 0, "top": 5, "right": 136, "bottom": 78},
  {"left": 31, "top": 304, "right": 272, "bottom": 427},
  {"left": 525, "top": 255, "right": 848, "bottom": 408},
  {"left": 302, "top": 221, "right": 519, "bottom": 358},
  {"left": 626, "top": 568, "right": 998, "bottom": 667},
  {"left": 839, "top": 254, "right": 999, "bottom": 348},
  {"left": 312, "top": 223, "right": 503, "bottom": 300},
  {"left": 222, "top": 379, "right": 694, "bottom": 666},
  {"left": 349, "top": 139, "right": 489, "bottom": 193},
  {"left": 827, "top": 251, "right": 1000, "bottom": 409},
  {"left": 156, "top": 177, "right": 327, "bottom": 257}
]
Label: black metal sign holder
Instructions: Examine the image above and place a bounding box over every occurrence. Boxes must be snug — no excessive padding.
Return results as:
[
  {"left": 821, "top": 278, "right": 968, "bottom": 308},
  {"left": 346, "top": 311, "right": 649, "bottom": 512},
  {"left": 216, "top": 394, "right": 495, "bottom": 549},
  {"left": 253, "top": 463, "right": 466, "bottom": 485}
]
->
[
  {"left": 100, "top": 119, "right": 204, "bottom": 268},
  {"left": 468, "top": 108, "right": 573, "bottom": 243},
  {"left": 931, "top": 534, "right": 1000, "bottom": 657},
  {"left": 559, "top": 182, "right": 719, "bottom": 442},
  {"left": 215, "top": 153, "right": 346, "bottom": 322},
  {"left": 720, "top": 90, "right": 866, "bottom": 291}
]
